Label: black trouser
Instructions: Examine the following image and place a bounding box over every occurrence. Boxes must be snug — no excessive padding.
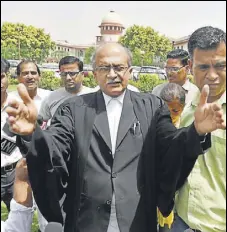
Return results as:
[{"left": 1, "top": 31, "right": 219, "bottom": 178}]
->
[{"left": 1, "top": 163, "right": 17, "bottom": 212}]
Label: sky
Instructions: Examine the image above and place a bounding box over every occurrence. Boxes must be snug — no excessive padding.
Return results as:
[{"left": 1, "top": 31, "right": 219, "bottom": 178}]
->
[{"left": 1, "top": 1, "right": 226, "bottom": 45}]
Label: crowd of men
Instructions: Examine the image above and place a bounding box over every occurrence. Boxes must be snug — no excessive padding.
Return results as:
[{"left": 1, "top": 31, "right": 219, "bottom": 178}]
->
[{"left": 1, "top": 25, "right": 226, "bottom": 232}]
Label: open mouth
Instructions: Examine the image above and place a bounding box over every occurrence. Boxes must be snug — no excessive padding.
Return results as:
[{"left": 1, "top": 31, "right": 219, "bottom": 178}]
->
[
  {"left": 26, "top": 81, "right": 35, "bottom": 84},
  {"left": 66, "top": 82, "right": 75, "bottom": 85}
]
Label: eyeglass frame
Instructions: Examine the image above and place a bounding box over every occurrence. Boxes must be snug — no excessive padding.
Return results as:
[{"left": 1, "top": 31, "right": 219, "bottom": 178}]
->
[
  {"left": 60, "top": 71, "right": 82, "bottom": 78},
  {"left": 94, "top": 65, "right": 130, "bottom": 76},
  {"left": 164, "top": 66, "right": 185, "bottom": 73}
]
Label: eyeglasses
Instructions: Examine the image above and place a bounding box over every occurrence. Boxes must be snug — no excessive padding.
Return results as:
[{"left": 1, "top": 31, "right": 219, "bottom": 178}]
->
[
  {"left": 60, "top": 71, "right": 80, "bottom": 78},
  {"left": 21, "top": 71, "right": 38, "bottom": 76},
  {"left": 95, "top": 65, "right": 129, "bottom": 75},
  {"left": 165, "top": 66, "right": 185, "bottom": 73}
]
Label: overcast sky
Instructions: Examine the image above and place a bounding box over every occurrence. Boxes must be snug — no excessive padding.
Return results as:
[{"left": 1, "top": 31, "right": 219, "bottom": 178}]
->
[{"left": 1, "top": 1, "right": 226, "bottom": 45}]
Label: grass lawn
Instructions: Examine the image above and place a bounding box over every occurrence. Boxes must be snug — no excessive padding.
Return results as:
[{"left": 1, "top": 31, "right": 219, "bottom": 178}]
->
[{"left": 1, "top": 202, "right": 39, "bottom": 231}]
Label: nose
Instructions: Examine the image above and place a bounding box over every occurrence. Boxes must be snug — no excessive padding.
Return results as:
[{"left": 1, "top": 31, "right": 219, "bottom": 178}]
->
[
  {"left": 107, "top": 67, "right": 117, "bottom": 79},
  {"left": 26, "top": 72, "right": 34, "bottom": 79},
  {"left": 66, "top": 73, "right": 73, "bottom": 81},
  {"left": 206, "top": 67, "right": 219, "bottom": 81}
]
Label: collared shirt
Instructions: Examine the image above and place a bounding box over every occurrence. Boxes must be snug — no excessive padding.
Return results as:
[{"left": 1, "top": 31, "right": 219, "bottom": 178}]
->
[
  {"left": 152, "top": 79, "right": 199, "bottom": 106},
  {"left": 1, "top": 88, "right": 51, "bottom": 167},
  {"left": 39, "top": 86, "right": 95, "bottom": 121},
  {"left": 176, "top": 91, "right": 226, "bottom": 232},
  {"left": 94, "top": 84, "right": 140, "bottom": 93},
  {"left": 103, "top": 91, "right": 125, "bottom": 232},
  {"left": 1, "top": 199, "right": 34, "bottom": 232},
  {"left": 9, "top": 88, "right": 51, "bottom": 112}
]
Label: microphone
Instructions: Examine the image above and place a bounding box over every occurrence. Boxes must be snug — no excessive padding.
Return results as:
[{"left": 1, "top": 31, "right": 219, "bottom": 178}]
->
[
  {"left": 37, "top": 115, "right": 44, "bottom": 126},
  {"left": 44, "top": 222, "right": 63, "bottom": 232}
]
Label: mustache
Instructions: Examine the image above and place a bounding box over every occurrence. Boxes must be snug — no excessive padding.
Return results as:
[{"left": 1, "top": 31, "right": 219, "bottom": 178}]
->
[{"left": 106, "top": 79, "right": 122, "bottom": 85}]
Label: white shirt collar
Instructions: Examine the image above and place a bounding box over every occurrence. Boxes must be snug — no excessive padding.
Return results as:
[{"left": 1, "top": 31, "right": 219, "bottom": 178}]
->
[
  {"left": 182, "top": 79, "right": 191, "bottom": 92},
  {"left": 102, "top": 91, "right": 126, "bottom": 107},
  {"left": 9, "top": 88, "right": 44, "bottom": 100}
]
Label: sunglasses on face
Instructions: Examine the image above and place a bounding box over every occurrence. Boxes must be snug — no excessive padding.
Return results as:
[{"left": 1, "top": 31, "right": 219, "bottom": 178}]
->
[
  {"left": 60, "top": 71, "right": 80, "bottom": 78},
  {"left": 21, "top": 71, "right": 38, "bottom": 76},
  {"left": 165, "top": 66, "right": 185, "bottom": 73}
]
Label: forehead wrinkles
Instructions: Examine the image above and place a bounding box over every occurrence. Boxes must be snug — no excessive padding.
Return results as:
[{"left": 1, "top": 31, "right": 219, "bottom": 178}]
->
[
  {"left": 166, "top": 59, "right": 182, "bottom": 66},
  {"left": 193, "top": 43, "right": 226, "bottom": 64},
  {"left": 21, "top": 63, "right": 37, "bottom": 71},
  {"left": 96, "top": 46, "right": 128, "bottom": 65}
]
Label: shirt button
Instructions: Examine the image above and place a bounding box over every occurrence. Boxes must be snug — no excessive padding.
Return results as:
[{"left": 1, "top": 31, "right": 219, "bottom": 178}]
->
[
  {"left": 111, "top": 172, "right": 117, "bottom": 178},
  {"left": 106, "top": 200, "right": 112, "bottom": 205}
]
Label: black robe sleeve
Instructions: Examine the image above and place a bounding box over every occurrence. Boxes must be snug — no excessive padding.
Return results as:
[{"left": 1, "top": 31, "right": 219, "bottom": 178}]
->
[
  {"left": 17, "top": 103, "right": 76, "bottom": 224},
  {"left": 154, "top": 103, "right": 211, "bottom": 216}
]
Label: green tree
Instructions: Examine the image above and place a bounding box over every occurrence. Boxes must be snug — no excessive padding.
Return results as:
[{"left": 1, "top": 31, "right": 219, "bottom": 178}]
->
[
  {"left": 1, "top": 22, "right": 55, "bottom": 63},
  {"left": 84, "top": 46, "right": 95, "bottom": 64},
  {"left": 119, "top": 25, "right": 172, "bottom": 66}
]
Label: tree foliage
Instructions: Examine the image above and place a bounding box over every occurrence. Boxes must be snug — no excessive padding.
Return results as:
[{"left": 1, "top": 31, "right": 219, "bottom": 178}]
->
[
  {"left": 1, "top": 22, "right": 55, "bottom": 63},
  {"left": 119, "top": 25, "right": 172, "bottom": 66},
  {"left": 84, "top": 46, "right": 95, "bottom": 64}
]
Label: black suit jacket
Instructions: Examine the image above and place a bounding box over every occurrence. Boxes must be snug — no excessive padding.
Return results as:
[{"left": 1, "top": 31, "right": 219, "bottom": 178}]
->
[{"left": 17, "top": 90, "right": 210, "bottom": 232}]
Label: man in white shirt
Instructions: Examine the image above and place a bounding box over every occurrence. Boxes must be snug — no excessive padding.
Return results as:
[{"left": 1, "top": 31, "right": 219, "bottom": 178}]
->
[
  {"left": 152, "top": 49, "right": 199, "bottom": 106},
  {"left": 39, "top": 56, "right": 95, "bottom": 122},
  {"left": 1, "top": 58, "right": 23, "bottom": 212},
  {"left": 1, "top": 158, "right": 34, "bottom": 232},
  {"left": 8, "top": 60, "right": 51, "bottom": 232},
  {"left": 9, "top": 60, "right": 51, "bottom": 112}
]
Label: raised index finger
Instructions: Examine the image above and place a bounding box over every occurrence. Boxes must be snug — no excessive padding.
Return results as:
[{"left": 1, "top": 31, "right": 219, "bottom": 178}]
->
[{"left": 198, "top": 84, "right": 209, "bottom": 107}]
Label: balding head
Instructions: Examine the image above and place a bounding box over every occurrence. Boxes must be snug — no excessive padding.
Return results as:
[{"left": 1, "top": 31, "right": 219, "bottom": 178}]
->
[
  {"left": 92, "top": 42, "right": 133, "bottom": 97},
  {"left": 92, "top": 43, "right": 132, "bottom": 70}
]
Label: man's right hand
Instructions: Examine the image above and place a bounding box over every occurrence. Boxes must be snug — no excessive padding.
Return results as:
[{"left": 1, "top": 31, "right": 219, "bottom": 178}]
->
[{"left": 6, "top": 83, "right": 38, "bottom": 135}]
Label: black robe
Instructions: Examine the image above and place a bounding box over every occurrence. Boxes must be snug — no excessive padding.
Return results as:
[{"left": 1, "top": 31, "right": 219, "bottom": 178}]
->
[{"left": 17, "top": 90, "right": 210, "bottom": 232}]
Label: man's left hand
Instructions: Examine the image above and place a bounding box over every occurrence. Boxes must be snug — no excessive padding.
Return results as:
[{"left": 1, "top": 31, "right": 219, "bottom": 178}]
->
[{"left": 194, "top": 85, "right": 226, "bottom": 135}]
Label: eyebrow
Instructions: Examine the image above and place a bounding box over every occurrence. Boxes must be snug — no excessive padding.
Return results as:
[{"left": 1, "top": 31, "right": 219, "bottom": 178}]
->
[{"left": 214, "top": 61, "right": 226, "bottom": 65}]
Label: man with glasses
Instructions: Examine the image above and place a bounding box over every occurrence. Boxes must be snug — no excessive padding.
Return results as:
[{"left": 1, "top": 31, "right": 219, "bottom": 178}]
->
[
  {"left": 6, "top": 43, "right": 225, "bottom": 232},
  {"left": 93, "top": 65, "right": 140, "bottom": 92},
  {"left": 39, "top": 56, "right": 95, "bottom": 122},
  {"left": 152, "top": 49, "right": 199, "bottom": 106}
]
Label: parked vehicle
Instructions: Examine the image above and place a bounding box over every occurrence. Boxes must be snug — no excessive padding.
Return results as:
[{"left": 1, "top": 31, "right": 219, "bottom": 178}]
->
[
  {"left": 39, "top": 63, "right": 60, "bottom": 78},
  {"left": 137, "top": 66, "right": 167, "bottom": 80},
  {"left": 8, "top": 60, "right": 21, "bottom": 78},
  {"left": 131, "top": 66, "right": 141, "bottom": 81},
  {"left": 83, "top": 64, "right": 93, "bottom": 77}
]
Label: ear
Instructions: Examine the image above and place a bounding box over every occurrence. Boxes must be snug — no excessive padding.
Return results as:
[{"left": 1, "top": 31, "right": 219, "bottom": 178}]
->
[{"left": 188, "top": 59, "right": 193, "bottom": 75}]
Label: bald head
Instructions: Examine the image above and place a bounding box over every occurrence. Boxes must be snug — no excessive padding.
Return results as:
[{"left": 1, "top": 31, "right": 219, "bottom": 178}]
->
[{"left": 92, "top": 43, "right": 132, "bottom": 70}]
